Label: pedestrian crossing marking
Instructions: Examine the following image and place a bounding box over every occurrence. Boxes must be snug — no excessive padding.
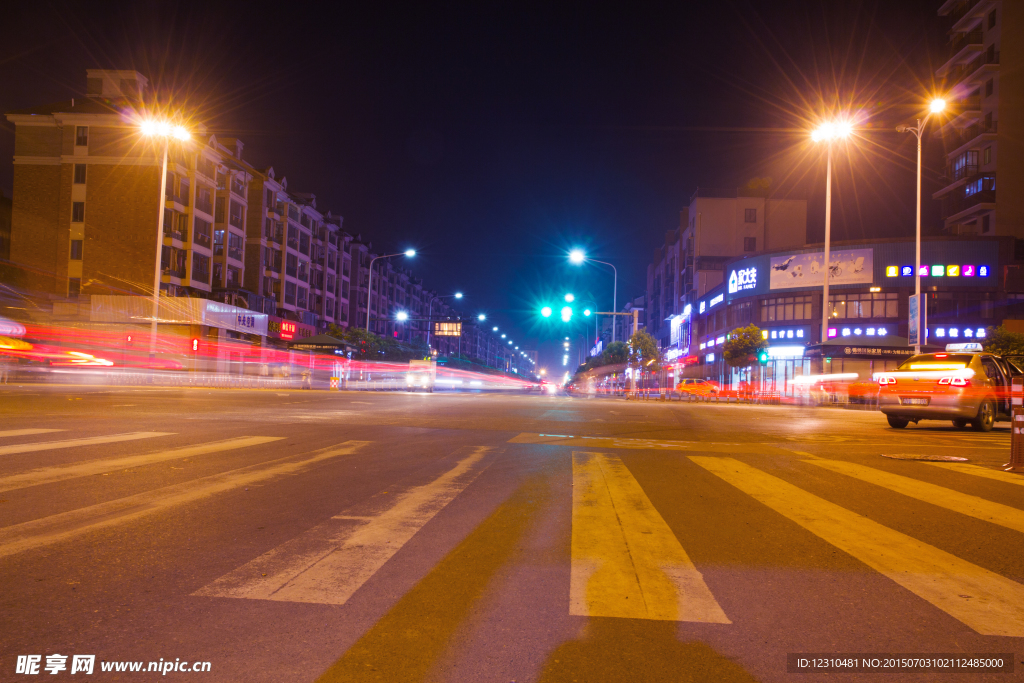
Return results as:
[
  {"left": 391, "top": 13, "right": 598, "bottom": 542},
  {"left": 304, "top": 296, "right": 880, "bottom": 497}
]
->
[
  {"left": 194, "top": 446, "right": 494, "bottom": 605},
  {"left": 571, "top": 451, "right": 730, "bottom": 623},
  {"left": 0, "top": 429, "right": 65, "bottom": 438},
  {"left": 0, "top": 441, "right": 370, "bottom": 559},
  {"left": 511, "top": 432, "right": 751, "bottom": 453},
  {"left": 0, "top": 432, "right": 172, "bottom": 457},
  {"left": 690, "top": 456, "right": 1024, "bottom": 637},
  {"left": 0, "top": 436, "right": 284, "bottom": 494},
  {"left": 805, "top": 459, "right": 1024, "bottom": 534},
  {"left": 925, "top": 461, "right": 1024, "bottom": 487}
]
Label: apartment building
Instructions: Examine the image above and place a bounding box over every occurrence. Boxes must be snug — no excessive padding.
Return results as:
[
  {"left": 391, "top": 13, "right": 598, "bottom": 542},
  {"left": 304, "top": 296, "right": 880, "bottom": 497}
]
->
[
  {"left": 645, "top": 187, "right": 807, "bottom": 349},
  {"left": 935, "top": 0, "right": 1024, "bottom": 237}
]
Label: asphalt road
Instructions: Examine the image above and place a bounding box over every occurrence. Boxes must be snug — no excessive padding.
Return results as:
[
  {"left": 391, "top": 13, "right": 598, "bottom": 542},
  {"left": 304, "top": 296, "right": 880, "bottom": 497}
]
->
[{"left": 1, "top": 384, "right": 1022, "bottom": 682}]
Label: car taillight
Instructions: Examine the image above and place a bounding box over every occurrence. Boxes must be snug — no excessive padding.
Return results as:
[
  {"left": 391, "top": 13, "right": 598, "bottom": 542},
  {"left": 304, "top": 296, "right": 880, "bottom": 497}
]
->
[
  {"left": 878, "top": 376, "right": 896, "bottom": 385},
  {"left": 938, "top": 377, "right": 970, "bottom": 386}
]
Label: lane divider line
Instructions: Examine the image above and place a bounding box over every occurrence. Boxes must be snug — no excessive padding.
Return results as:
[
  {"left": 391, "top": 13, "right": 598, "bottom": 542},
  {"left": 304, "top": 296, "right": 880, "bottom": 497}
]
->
[
  {"left": 571, "top": 451, "right": 730, "bottom": 622},
  {"left": 0, "top": 429, "right": 65, "bottom": 439},
  {"left": 0, "top": 432, "right": 173, "bottom": 457},
  {"left": 805, "top": 458, "right": 1024, "bottom": 534},
  {"left": 194, "top": 446, "right": 495, "bottom": 605},
  {"left": 690, "top": 456, "right": 1024, "bottom": 637},
  {"left": 0, "top": 436, "right": 285, "bottom": 494},
  {"left": 0, "top": 441, "right": 371, "bottom": 559}
]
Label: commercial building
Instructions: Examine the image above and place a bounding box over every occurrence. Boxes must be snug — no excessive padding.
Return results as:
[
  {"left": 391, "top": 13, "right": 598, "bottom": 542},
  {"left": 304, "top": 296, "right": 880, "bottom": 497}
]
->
[
  {"left": 645, "top": 186, "right": 807, "bottom": 349},
  {"left": 935, "top": 0, "right": 1024, "bottom": 238},
  {"left": 678, "top": 236, "right": 1023, "bottom": 394}
]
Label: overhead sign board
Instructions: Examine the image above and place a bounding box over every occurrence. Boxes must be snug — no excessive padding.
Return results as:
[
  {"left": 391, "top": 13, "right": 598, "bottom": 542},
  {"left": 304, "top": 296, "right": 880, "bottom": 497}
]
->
[
  {"left": 433, "top": 321, "right": 462, "bottom": 337},
  {"left": 769, "top": 248, "right": 873, "bottom": 290}
]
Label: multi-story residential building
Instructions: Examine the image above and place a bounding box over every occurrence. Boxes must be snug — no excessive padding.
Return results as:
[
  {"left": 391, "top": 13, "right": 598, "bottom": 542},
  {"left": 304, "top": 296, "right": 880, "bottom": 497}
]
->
[
  {"left": 644, "top": 187, "right": 807, "bottom": 352},
  {"left": 933, "top": 0, "right": 1024, "bottom": 236},
  {"left": 0, "top": 190, "right": 11, "bottom": 261}
]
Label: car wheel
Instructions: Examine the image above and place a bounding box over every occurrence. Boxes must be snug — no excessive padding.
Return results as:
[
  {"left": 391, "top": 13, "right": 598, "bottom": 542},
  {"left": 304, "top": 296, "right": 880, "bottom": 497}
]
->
[
  {"left": 886, "top": 415, "right": 910, "bottom": 429},
  {"left": 972, "top": 400, "right": 995, "bottom": 432},
  {"left": 952, "top": 418, "right": 969, "bottom": 430}
]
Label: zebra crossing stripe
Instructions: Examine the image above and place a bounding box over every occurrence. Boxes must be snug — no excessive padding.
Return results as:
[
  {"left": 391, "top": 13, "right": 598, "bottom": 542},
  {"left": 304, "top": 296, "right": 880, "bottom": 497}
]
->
[
  {"left": 806, "top": 458, "right": 1024, "bottom": 534},
  {"left": 924, "top": 461, "right": 1024, "bottom": 487},
  {"left": 691, "top": 456, "right": 1024, "bottom": 637},
  {"left": 571, "top": 451, "right": 729, "bottom": 622},
  {"left": 0, "top": 432, "right": 172, "bottom": 456},
  {"left": 194, "top": 446, "right": 494, "bottom": 605},
  {"left": 0, "top": 429, "right": 65, "bottom": 438}
]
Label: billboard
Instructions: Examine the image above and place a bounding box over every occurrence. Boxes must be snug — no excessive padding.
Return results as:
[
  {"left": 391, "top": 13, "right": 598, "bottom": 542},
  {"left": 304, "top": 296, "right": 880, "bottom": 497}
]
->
[
  {"left": 433, "top": 321, "right": 462, "bottom": 337},
  {"left": 769, "top": 248, "right": 873, "bottom": 290}
]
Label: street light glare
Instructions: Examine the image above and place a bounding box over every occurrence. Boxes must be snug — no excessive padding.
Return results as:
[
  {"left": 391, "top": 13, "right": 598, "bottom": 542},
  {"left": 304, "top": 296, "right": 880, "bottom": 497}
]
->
[
  {"left": 564, "top": 293, "right": 575, "bottom": 302},
  {"left": 930, "top": 98, "right": 947, "bottom": 113},
  {"left": 396, "top": 311, "right": 409, "bottom": 321},
  {"left": 811, "top": 120, "right": 852, "bottom": 142},
  {"left": 584, "top": 309, "right": 591, "bottom": 316},
  {"left": 560, "top": 306, "right": 572, "bottom": 322},
  {"left": 404, "top": 249, "right": 416, "bottom": 257},
  {"left": 141, "top": 119, "right": 189, "bottom": 141},
  {"left": 477, "top": 313, "right": 486, "bottom": 321},
  {"left": 492, "top": 326, "right": 498, "bottom": 331},
  {"left": 569, "top": 249, "right": 585, "bottom": 264},
  {"left": 540, "top": 306, "right": 552, "bottom": 317},
  {"left": 454, "top": 292, "right": 463, "bottom": 299},
  {"left": 501, "top": 334, "right": 506, "bottom": 338}
]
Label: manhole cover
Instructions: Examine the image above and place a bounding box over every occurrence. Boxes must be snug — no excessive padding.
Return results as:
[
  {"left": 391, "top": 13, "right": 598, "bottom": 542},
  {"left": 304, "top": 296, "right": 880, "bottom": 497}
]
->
[{"left": 881, "top": 453, "right": 968, "bottom": 462}]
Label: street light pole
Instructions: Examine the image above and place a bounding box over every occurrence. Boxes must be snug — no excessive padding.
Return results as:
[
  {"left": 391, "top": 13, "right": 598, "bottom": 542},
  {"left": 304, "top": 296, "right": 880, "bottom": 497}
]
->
[
  {"left": 569, "top": 250, "right": 617, "bottom": 342},
  {"left": 365, "top": 250, "right": 415, "bottom": 333},
  {"left": 821, "top": 143, "right": 833, "bottom": 347},
  {"left": 150, "top": 139, "right": 169, "bottom": 365}
]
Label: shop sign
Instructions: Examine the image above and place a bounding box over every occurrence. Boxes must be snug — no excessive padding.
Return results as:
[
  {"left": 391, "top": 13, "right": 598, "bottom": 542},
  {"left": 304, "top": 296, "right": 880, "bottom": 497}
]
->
[
  {"left": 728, "top": 266, "right": 757, "bottom": 294},
  {"left": 770, "top": 248, "right": 873, "bottom": 290}
]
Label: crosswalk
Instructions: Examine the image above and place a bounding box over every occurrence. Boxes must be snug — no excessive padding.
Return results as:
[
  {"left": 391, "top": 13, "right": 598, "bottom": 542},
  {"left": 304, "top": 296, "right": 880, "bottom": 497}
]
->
[{"left": 3, "top": 425, "right": 1024, "bottom": 645}]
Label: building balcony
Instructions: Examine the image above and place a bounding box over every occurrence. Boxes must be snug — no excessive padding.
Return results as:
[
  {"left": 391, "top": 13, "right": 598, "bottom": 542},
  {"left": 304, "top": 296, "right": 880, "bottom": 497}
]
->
[
  {"left": 947, "top": 119, "right": 997, "bottom": 153},
  {"left": 943, "top": 185, "right": 996, "bottom": 223},
  {"left": 944, "top": 50, "right": 999, "bottom": 92},
  {"left": 227, "top": 246, "right": 243, "bottom": 262},
  {"left": 937, "top": 30, "right": 985, "bottom": 77},
  {"left": 195, "top": 198, "right": 213, "bottom": 215}
]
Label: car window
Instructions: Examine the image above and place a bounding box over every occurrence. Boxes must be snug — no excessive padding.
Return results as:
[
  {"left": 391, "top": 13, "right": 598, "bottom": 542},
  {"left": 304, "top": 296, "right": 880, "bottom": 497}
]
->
[
  {"left": 981, "top": 357, "right": 1005, "bottom": 384},
  {"left": 999, "top": 357, "right": 1023, "bottom": 376}
]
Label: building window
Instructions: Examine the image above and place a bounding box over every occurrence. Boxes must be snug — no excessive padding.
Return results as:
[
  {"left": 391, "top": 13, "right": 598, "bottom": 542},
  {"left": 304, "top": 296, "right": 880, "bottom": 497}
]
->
[
  {"left": 286, "top": 253, "right": 298, "bottom": 277},
  {"left": 761, "top": 295, "right": 813, "bottom": 322},
  {"left": 297, "top": 286, "right": 308, "bottom": 309},
  {"left": 227, "top": 266, "right": 240, "bottom": 286},
  {"left": 73, "top": 164, "right": 87, "bottom": 184},
  {"left": 212, "top": 262, "right": 223, "bottom": 286},
  {"left": 828, "top": 292, "right": 898, "bottom": 319},
  {"left": 983, "top": 146, "right": 992, "bottom": 165},
  {"left": 744, "top": 208, "right": 756, "bottom": 223},
  {"left": 71, "top": 202, "right": 85, "bottom": 223},
  {"left": 192, "top": 252, "right": 210, "bottom": 283},
  {"left": 70, "top": 239, "right": 83, "bottom": 260},
  {"left": 75, "top": 126, "right": 88, "bottom": 147},
  {"left": 982, "top": 214, "right": 991, "bottom": 233},
  {"left": 68, "top": 278, "right": 81, "bottom": 298},
  {"left": 985, "top": 79, "right": 994, "bottom": 97},
  {"left": 988, "top": 8, "right": 996, "bottom": 29},
  {"left": 743, "top": 237, "right": 756, "bottom": 252}
]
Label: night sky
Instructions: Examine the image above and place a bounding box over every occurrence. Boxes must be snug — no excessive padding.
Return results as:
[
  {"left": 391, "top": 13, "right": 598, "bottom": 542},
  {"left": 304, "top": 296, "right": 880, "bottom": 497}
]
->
[{"left": 0, "top": 0, "right": 947, "bottom": 371}]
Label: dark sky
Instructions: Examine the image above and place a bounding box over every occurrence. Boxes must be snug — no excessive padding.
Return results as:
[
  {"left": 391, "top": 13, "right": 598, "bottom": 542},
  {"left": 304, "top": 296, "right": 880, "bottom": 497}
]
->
[{"left": 0, "top": 0, "right": 948, "bottom": 372}]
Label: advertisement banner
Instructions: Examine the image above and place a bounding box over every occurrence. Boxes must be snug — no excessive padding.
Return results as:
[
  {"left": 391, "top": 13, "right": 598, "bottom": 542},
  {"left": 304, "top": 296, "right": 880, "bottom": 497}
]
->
[
  {"left": 769, "top": 248, "right": 874, "bottom": 290},
  {"left": 908, "top": 294, "right": 920, "bottom": 347}
]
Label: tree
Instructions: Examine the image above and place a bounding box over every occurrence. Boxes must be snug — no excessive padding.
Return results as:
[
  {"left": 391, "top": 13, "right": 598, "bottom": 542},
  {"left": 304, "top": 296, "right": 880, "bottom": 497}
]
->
[
  {"left": 628, "top": 329, "right": 660, "bottom": 371},
  {"left": 723, "top": 324, "right": 768, "bottom": 368},
  {"left": 602, "top": 341, "right": 628, "bottom": 365},
  {"left": 981, "top": 326, "right": 1024, "bottom": 357}
]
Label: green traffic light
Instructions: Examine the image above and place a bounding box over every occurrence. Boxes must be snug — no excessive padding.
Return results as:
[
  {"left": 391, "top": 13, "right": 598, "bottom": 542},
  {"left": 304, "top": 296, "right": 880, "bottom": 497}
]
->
[{"left": 541, "top": 306, "right": 552, "bottom": 317}]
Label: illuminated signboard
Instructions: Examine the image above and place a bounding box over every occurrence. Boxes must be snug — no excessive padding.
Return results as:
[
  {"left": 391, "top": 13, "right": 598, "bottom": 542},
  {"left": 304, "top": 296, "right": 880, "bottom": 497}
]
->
[
  {"left": 709, "top": 293, "right": 724, "bottom": 308},
  {"left": 279, "top": 321, "right": 297, "bottom": 340},
  {"left": 728, "top": 267, "right": 757, "bottom": 293},
  {"left": 699, "top": 301, "right": 706, "bottom": 314},
  {"left": 433, "top": 321, "right": 462, "bottom": 337},
  {"left": 886, "top": 264, "right": 990, "bottom": 278},
  {"left": 933, "top": 327, "right": 987, "bottom": 339}
]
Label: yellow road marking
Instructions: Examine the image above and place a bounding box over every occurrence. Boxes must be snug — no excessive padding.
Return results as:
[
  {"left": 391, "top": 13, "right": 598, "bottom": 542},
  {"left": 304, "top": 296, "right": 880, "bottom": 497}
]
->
[
  {"left": 0, "top": 436, "right": 284, "bottom": 493},
  {"left": 511, "top": 432, "right": 748, "bottom": 453},
  {"left": 806, "top": 459, "right": 1024, "bottom": 534},
  {"left": 0, "top": 441, "right": 370, "bottom": 559},
  {"left": 690, "top": 456, "right": 1024, "bottom": 637},
  {"left": 195, "top": 446, "right": 493, "bottom": 605},
  {"left": 0, "top": 431, "right": 172, "bottom": 456},
  {"left": 0, "top": 429, "right": 65, "bottom": 438},
  {"left": 571, "top": 451, "right": 729, "bottom": 622},
  {"left": 925, "top": 461, "right": 1024, "bottom": 487}
]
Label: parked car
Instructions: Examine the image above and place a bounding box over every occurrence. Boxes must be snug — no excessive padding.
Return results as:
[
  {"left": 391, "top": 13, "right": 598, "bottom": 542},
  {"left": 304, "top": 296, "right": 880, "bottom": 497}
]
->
[{"left": 676, "top": 378, "right": 719, "bottom": 397}]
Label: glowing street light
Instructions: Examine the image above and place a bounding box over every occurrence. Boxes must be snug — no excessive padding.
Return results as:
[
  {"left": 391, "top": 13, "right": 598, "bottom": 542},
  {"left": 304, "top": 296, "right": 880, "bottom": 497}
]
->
[
  {"left": 560, "top": 306, "right": 572, "bottom": 322},
  {"left": 568, "top": 249, "right": 618, "bottom": 341},
  {"left": 492, "top": 326, "right": 498, "bottom": 331},
  {"left": 454, "top": 292, "right": 463, "bottom": 299},
  {"left": 501, "top": 334, "right": 506, "bottom": 338},
  {"left": 366, "top": 250, "right": 416, "bottom": 331},
  {"left": 564, "top": 293, "right": 575, "bottom": 303},
  {"left": 396, "top": 311, "right": 409, "bottom": 322},
  {"left": 477, "top": 314, "right": 486, "bottom": 321},
  {"left": 541, "top": 306, "right": 553, "bottom": 318},
  {"left": 583, "top": 308, "right": 591, "bottom": 316},
  {"left": 140, "top": 117, "right": 192, "bottom": 366},
  {"left": 404, "top": 249, "right": 416, "bottom": 257},
  {"left": 811, "top": 117, "right": 854, "bottom": 345},
  {"left": 898, "top": 97, "right": 947, "bottom": 353}
]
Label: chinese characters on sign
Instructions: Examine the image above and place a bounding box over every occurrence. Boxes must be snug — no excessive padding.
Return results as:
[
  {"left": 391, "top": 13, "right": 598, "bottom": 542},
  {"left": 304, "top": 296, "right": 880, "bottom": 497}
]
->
[{"left": 433, "top": 322, "right": 462, "bottom": 337}]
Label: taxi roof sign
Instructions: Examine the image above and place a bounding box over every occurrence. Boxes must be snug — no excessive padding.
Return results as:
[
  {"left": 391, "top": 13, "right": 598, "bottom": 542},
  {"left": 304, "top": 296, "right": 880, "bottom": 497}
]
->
[{"left": 945, "top": 342, "right": 984, "bottom": 352}]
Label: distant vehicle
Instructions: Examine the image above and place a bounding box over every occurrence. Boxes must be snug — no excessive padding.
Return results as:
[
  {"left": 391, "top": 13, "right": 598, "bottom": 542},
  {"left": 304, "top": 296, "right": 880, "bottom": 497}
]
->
[
  {"left": 676, "top": 378, "right": 719, "bottom": 397},
  {"left": 406, "top": 359, "right": 436, "bottom": 392},
  {"left": 878, "top": 343, "right": 1020, "bottom": 431}
]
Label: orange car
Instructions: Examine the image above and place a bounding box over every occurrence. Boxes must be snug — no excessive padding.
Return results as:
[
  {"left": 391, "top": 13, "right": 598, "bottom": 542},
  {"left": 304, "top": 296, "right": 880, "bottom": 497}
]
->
[{"left": 676, "top": 378, "right": 719, "bottom": 396}]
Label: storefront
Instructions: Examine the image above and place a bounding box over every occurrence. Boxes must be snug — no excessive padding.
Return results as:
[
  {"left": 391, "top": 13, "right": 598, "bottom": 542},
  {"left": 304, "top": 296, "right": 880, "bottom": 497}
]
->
[{"left": 680, "top": 236, "right": 1016, "bottom": 390}]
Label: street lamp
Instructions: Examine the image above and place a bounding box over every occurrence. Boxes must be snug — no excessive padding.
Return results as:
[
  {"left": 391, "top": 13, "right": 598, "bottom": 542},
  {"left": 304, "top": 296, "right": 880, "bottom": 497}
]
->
[
  {"left": 492, "top": 326, "right": 498, "bottom": 332},
  {"left": 366, "top": 250, "right": 415, "bottom": 331},
  {"left": 477, "top": 314, "right": 486, "bottom": 321},
  {"left": 811, "top": 118, "right": 853, "bottom": 346},
  {"left": 564, "top": 293, "right": 575, "bottom": 303},
  {"left": 898, "top": 97, "right": 946, "bottom": 353},
  {"left": 140, "top": 118, "right": 191, "bottom": 366},
  {"left": 568, "top": 250, "right": 618, "bottom": 341},
  {"left": 425, "top": 291, "right": 462, "bottom": 349},
  {"left": 396, "top": 311, "right": 409, "bottom": 322}
]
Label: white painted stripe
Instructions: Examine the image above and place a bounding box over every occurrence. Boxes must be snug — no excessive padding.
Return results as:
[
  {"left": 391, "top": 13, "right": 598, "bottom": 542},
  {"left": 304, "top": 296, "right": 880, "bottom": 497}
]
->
[
  {"left": 571, "top": 451, "right": 729, "bottom": 622},
  {"left": 0, "top": 441, "right": 370, "bottom": 559},
  {"left": 195, "top": 446, "right": 493, "bottom": 605},
  {"left": 0, "top": 429, "right": 65, "bottom": 438},
  {"left": 0, "top": 436, "right": 284, "bottom": 493},
  {"left": 0, "top": 432, "right": 172, "bottom": 456}
]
